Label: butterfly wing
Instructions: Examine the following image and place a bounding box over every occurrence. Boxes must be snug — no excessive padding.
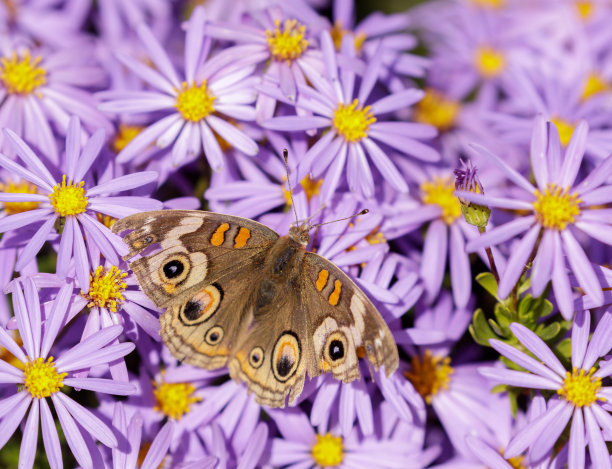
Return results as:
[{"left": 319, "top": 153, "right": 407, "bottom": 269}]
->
[
  {"left": 112, "top": 210, "right": 279, "bottom": 308},
  {"left": 227, "top": 247, "right": 398, "bottom": 407}
]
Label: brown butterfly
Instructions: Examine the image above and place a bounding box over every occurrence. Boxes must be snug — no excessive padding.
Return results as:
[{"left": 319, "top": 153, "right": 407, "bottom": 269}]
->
[{"left": 112, "top": 172, "right": 398, "bottom": 408}]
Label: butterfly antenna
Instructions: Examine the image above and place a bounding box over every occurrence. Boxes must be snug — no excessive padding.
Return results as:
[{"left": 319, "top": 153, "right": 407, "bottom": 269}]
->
[
  {"left": 309, "top": 209, "right": 369, "bottom": 230},
  {"left": 283, "top": 149, "right": 300, "bottom": 227}
]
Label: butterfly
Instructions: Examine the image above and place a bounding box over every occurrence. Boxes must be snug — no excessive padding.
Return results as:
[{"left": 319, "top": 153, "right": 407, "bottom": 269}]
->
[{"left": 112, "top": 178, "right": 398, "bottom": 407}]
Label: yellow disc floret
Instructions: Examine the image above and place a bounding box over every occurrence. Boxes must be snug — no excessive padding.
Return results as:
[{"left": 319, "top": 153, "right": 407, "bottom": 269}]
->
[
  {"left": 470, "top": 0, "right": 505, "bottom": 8},
  {"left": 575, "top": 1, "right": 594, "bottom": 20},
  {"left": 23, "top": 357, "right": 66, "bottom": 399},
  {"left": 49, "top": 175, "right": 88, "bottom": 216},
  {"left": 404, "top": 350, "right": 454, "bottom": 404},
  {"left": 283, "top": 175, "right": 323, "bottom": 205},
  {"left": 330, "top": 21, "right": 366, "bottom": 52},
  {"left": 312, "top": 433, "right": 344, "bottom": 467},
  {"left": 113, "top": 124, "right": 145, "bottom": 153},
  {"left": 414, "top": 88, "right": 460, "bottom": 132},
  {"left": 333, "top": 99, "right": 376, "bottom": 142},
  {"left": 175, "top": 80, "right": 216, "bottom": 122},
  {"left": 266, "top": 19, "right": 309, "bottom": 63},
  {"left": 474, "top": 46, "right": 506, "bottom": 79},
  {"left": 421, "top": 177, "right": 462, "bottom": 225},
  {"left": 0, "top": 50, "right": 47, "bottom": 95},
  {"left": 581, "top": 72, "right": 610, "bottom": 100},
  {"left": 153, "top": 380, "right": 201, "bottom": 420},
  {"left": 550, "top": 117, "right": 576, "bottom": 146},
  {"left": 558, "top": 367, "right": 603, "bottom": 407},
  {"left": 533, "top": 183, "right": 581, "bottom": 230},
  {"left": 1, "top": 180, "right": 39, "bottom": 214},
  {"left": 81, "top": 265, "right": 128, "bottom": 313}
]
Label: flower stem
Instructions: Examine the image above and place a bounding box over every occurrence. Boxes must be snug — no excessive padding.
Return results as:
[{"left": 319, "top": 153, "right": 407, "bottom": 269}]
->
[{"left": 478, "top": 226, "right": 499, "bottom": 283}]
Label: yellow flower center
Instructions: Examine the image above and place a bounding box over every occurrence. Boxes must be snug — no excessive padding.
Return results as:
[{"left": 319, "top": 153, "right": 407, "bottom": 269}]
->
[
  {"left": 474, "top": 46, "right": 506, "bottom": 79},
  {"left": 311, "top": 433, "right": 344, "bottom": 467},
  {"left": 533, "top": 183, "right": 581, "bottom": 230},
  {"left": 470, "top": 0, "right": 505, "bottom": 7},
  {"left": 1, "top": 180, "right": 39, "bottom": 215},
  {"left": 81, "top": 266, "right": 128, "bottom": 313},
  {"left": 283, "top": 175, "right": 323, "bottom": 205},
  {"left": 0, "top": 332, "right": 24, "bottom": 371},
  {"left": 96, "top": 213, "right": 117, "bottom": 229},
  {"left": 581, "top": 73, "right": 610, "bottom": 100},
  {"left": 558, "top": 367, "right": 604, "bottom": 407},
  {"left": 0, "top": 50, "right": 46, "bottom": 95},
  {"left": 266, "top": 19, "right": 309, "bottom": 64},
  {"left": 153, "top": 380, "right": 201, "bottom": 420},
  {"left": 330, "top": 21, "right": 366, "bottom": 52},
  {"left": 414, "top": 88, "right": 460, "bottom": 132},
  {"left": 23, "top": 357, "right": 66, "bottom": 399},
  {"left": 575, "top": 1, "right": 594, "bottom": 20},
  {"left": 421, "top": 177, "right": 462, "bottom": 225},
  {"left": 404, "top": 350, "right": 454, "bottom": 404},
  {"left": 499, "top": 450, "right": 527, "bottom": 469},
  {"left": 333, "top": 99, "right": 376, "bottom": 142},
  {"left": 550, "top": 117, "right": 576, "bottom": 147},
  {"left": 175, "top": 80, "right": 216, "bottom": 122},
  {"left": 112, "top": 124, "right": 144, "bottom": 153},
  {"left": 49, "top": 175, "right": 88, "bottom": 216}
]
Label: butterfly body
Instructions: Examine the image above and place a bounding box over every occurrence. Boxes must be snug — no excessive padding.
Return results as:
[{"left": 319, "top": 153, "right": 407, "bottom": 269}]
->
[{"left": 113, "top": 210, "right": 398, "bottom": 407}]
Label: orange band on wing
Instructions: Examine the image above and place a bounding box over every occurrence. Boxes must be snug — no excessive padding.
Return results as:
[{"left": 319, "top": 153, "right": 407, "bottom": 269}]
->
[
  {"left": 316, "top": 269, "right": 329, "bottom": 291},
  {"left": 328, "top": 280, "right": 341, "bottom": 306},
  {"left": 211, "top": 223, "right": 230, "bottom": 246},
  {"left": 234, "top": 227, "right": 251, "bottom": 248}
]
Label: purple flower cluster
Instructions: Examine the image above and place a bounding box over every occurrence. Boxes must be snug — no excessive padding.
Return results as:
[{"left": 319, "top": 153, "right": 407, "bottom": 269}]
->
[{"left": 0, "top": 1, "right": 610, "bottom": 468}]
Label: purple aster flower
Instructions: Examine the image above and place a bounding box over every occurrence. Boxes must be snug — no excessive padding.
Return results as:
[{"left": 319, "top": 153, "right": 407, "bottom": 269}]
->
[
  {"left": 263, "top": 30, "right": 438, "bottom": 201},
  {"left": 267, "top": 403, "right": 440, "bottom": 468},
  {"left": 459, "top": 116, "right": 612, "bottom": 318},
  {"left": 0, "top": 277, "right": 137, "bottom": 469},
  {"left": 0, "top": 117, "right": 162, "bottom": 291},
  {"left": 204, "top": 6, "right": 325, "bottom": 114},
  {"left": 0, "top": 39, "right": 112, "bottom": 163},
  {"left": 488, "top": 64, "right": 612, "bottom": 161},
  {"left": 98, "top": 6, "right": 259, "bottom": 170},
  {"left": 479, "top": 311, "right": 612, "bottom": 469}
]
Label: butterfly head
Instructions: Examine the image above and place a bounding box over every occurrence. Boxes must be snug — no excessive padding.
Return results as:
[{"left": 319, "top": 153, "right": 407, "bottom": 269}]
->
[{"left": 288, "top": 224, "right": 311, "bottom": 246}]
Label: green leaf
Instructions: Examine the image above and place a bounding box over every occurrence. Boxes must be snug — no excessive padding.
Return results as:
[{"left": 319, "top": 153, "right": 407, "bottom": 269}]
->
[
  {"left": 476, "top": 272, "right": 499, "bottom": 299},
  {"left": 469, "top": 309, "right": 497, "bottom": 346},
  {"left": 536, "top": 322, "right": 561, "bottom": 342},
  {"left": 555, "top": 338, "right": 572, "bottom": 363}
]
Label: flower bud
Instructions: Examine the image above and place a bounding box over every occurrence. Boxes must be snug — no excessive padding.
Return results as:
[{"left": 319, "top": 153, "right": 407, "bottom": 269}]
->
[{"left": 454, "top": 159, "right": 491, "bottom": 228}]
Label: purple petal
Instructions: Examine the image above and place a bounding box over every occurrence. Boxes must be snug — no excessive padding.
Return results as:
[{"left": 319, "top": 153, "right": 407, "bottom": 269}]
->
[
  {"left": 310, "top": 379, "right": 340, "bottom": 427},
  {"left": 569, "top": 408, "right": 585, "bottom": 469},
  {"left": 339, "top": 382, "right": 355, "bottom": 437},
  {"left": 357, "top": 42, "right": 385, "bottom": 104},
  {"left": 12, "top": 283, "right": 35, "bottom": 359},
  {"left": 122, "top": 302, "right": 161, "bottom": 339},
  {"left": 0, "top": 153, "right": 53, "bottom": 193},
  {"left": 465, "top": 435, "right": 511, "bottom": 469},
  {"left": 116, "top": 114, "right": 180, "bottom": 164},
  {"left": 559, "top": 120, "right": 588, "bottom": 188},
  {"left": 584, "top": 406, "right": 611, "bottom": 469},
  {"left": 571, "top": 310, "right": 590, "bottom": 370},
  {"left": 0, "top": 327, "right": 27, "bottom": 363},
  {"left": 237, "top": 422, "right": 268, "bottom": 469},
  {"left": 320, "top": 141, "right": 348, "bottom": 203},
  {"left": 55, "top": 324, "right": 123, "bottom": 370},
  {"left": 56, "top": 392, "right": 117, "bottom": 447},
  {"left": 200, "top": 120, "right": 224, "bottom": 171},
  {"left": 468, "top": 143, "right": 535, "bottom": 194},
  {"left": 552, "top": 239, "right": 574, "bottom": 320},
  {"left": 585, "top": 312, "right": 612, "bottom": 370},
  {"left": 530, "top": 229, "right": 554, "bottom": 296},
  {"left": 65, "top": 117, "right": 81, "bottom": 181},
  {"left": 40, "top": 398, "right": 62, "bottom": 469},
  {"left": 0, "top": 209, "right": 54, "bottom": 233},
  {"left": 421, "top": 219, "right": 447, "bottom": 302},
  {"left": 15, "top": 216, "right": 55, "bottom": 271},
  {"left": 529, "top": 402, "right": 573, "bottom": 462},
  {"left": 505, "top": 400, "right": 571, "bottom": 458},
  {"left": 184, "top": 6, "right": 206, "bottom": 83},
  {"left": 206, "top": 115, "right": 258, "bottom": 156},
  {"left": 137, "top": 24, "right": 181, "bottom": 88},
  {"left": 478, "top": 366, "right": 560, "bottom": 389},
  {"left": 78, "top": 214, "right": 122, "bottom": 263},
  {"left": 562, "top": 230, "right": 603, "bottom": 305},
  {"left": 361, "top": 137, "right": 408, "bottom": 193},
  {"left": 0, "top": 393, "right": 31, "bottom": 449},
  {"left": 62, "top": 378, "right": 137, "bottom": 395},
  {"left": 353, "top": 379, "right": 374, "bottom": 436},
  {"left": 263, "top": 115, "right": 330, "bottom": 132},
  {"left": 141, "top": 421, "right": 174, "bottom": 469},
  {"left": 510, "top": 323, "right": 567, "bottom": 377},
  {"left": 574, "top": 220, "right": 612, "bottom": 247},
  {"left": 20, "top": 398, "right": 39, "bottom": 469},
  {"left": 125, "top": 412, "right": 143, "bottom": 469},
  {"left": 0, "top": 391, "right": 29, "bottom": 420},
  {"left": 87, "top": 172, "right": 158, "bottom": 197},
  {"left": 4, "top": 129, "right": 56, "bottom": 188},
  {"left": 51, "top": 393, "right": 92, "bottom": 469},
  {"left": 498, "top": 224, "right": 540, "bottom": 299},
  {"left": 59, "top": 342, "right": 134, "bottom": 372},
  {"left": 465, "top": 216, "right": 534, "bottom": 252},
  {"left": 454, "top": 191, "right": 533, "bottom": 211},
  {"left": 56, "top": 214, "right": 74, "bottom": 279},
  {"left": 449, "top": 224, "right": 470, "bottom": 308},
  {"left": 574, "top": 153, "right": 612, "bottom": 193},
  {"left": 489, "top": 339, "right": 563, "bottom": 384},
  {"left": 24, "top": 278, "right": 41, "bottom": 358},
  {"left": 370, "top": 88, "right": 424, "bottom": 114},
  {"left": 70, "top": 218, "right": 90, "bottom": 292},
  {"left": 530, "top": 115, "right": 548, "bottom": 191}
]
